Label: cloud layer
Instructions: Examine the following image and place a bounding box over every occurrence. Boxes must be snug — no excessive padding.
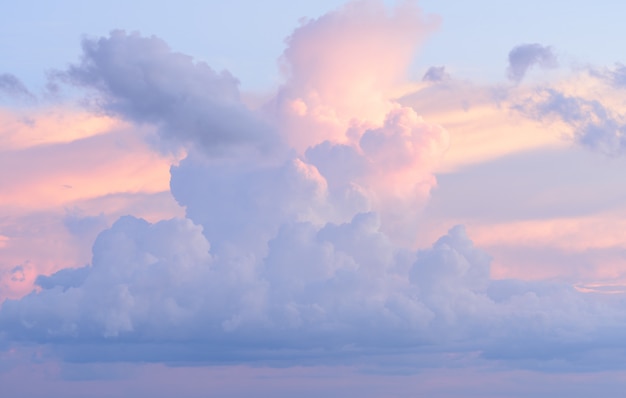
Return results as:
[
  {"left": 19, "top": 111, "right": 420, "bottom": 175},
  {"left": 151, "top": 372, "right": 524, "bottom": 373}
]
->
[{"left": 516, "top": 64, "right": 626, "bottom": 156}]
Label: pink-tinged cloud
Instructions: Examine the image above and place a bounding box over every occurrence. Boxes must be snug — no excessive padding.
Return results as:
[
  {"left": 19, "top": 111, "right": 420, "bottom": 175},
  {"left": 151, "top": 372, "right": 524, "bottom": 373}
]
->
[
  {"left": 304, "top": 106, "right": 449, "bottom": 242},
  {"left": 0, "top": 108, "right": 119, "bottom": 151},
  {"left": 274, "top": 0, "right": 439, "bottom": 151}
]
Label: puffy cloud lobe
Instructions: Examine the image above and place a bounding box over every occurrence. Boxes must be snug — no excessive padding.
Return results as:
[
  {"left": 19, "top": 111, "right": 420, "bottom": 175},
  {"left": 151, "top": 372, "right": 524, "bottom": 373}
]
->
[
  {"left": 62, "top": 30, "right": 278, "bottom": 154},
  {"left": 353, "top": 107, "right": 448, "bottom": 240},
  {"left": 272, "top": 0, "right": 439, "bottom": 151},
  {"left": 507, "top": 43, "right": 557, "bottom": 82},
  {"left": 280, "top": 0, "right": 435, "bottom": 107},
  {"left": 1, "top": 217, "right": 216, "bottom": 342},
  {"left": 170, "top": 153, "right": 335, "bottom": 255},
  {"left": 169, "top": 104, "right": 448, "bottom": 256},
  {"left": 163, "top": 0, "right": 449, "bottom": 247},
  {"left": 308, "top": 108, "right": 446, "bottom": 175}
]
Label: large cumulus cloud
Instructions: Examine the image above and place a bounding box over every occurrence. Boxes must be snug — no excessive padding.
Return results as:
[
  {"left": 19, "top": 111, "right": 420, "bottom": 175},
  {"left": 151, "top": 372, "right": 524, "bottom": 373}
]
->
[
  {"left": 3, "top": 0, "right": 626, "bottom": 373},
  {"left": 270, "top": 0, "right": 439, "bottom": 151}
]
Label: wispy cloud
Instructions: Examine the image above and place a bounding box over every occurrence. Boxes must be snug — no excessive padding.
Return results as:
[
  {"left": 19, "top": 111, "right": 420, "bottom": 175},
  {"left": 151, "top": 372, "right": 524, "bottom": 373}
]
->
[{"left": 0, "top": 73, "right": 34, "bottom": 101}]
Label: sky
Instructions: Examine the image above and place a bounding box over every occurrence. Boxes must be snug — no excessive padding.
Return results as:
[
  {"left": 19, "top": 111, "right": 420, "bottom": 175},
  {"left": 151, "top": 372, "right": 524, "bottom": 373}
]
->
[{"left": 2, "top": 1, "right": 626, "bottom": 397}]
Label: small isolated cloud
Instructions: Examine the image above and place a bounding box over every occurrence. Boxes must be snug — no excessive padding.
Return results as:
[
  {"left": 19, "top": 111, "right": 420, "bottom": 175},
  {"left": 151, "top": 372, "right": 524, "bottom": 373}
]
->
[
  {"left": 507, "top": 43, "right": 557, "bottom": 82},
  {"left": 422, "top": 66, "right": 449, "bottom": 83},
  {"left": 2, "top": 215, "right": 626, "bottom": 370},
  {"left": 0, "top": 73, "right": 34, "bottom": 100}
]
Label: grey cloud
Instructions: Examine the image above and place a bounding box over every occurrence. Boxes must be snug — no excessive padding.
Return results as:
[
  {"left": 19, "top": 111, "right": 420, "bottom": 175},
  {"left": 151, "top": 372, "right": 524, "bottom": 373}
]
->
[
  {"left": 61, "top": 30, "right": 279, "bottom": 155},
  {"left": 422, "top": 66, "right": 449, "bottom": 83},
  {"left": 507, "top": 43, "right": 557, "bottom": 82},
  {"left": 519, "top": 88, "right": 626, "bottom": 155},
  {"left": 0, "top": 73, "right": 34, "bottom": 100},
  {"left": 35, "top": 267, "right": 90, "bottom": 291},
  {"left": 2, "top": 211, "right": 626, "bottom": 369}
]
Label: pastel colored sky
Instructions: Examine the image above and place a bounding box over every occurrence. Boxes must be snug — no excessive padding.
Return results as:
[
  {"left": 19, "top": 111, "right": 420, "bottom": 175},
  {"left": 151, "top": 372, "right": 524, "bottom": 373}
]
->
[{"left": 3, "top": 1, "right": 626, "bottom": 397}]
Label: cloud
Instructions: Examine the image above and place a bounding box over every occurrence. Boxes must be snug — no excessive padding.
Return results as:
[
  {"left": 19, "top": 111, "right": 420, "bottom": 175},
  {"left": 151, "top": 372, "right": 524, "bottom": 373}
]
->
[
  {"left": 0, "top": 74, "right": 34, "bottom": 100},
  {"left": 596, "top": 62, "right": 626, "bottom": 88},
  {"left": 422, "top": 66, "right": 449, "bottom": 83},
  {"left": 611, "top": 64, "right": 626, "bottom": 87},
  {"left": 507, "top": 43, "right": 557, "bottom": 82},
  {"left": 271, "top": 0, "right": 439, "bottom": 151},
  {"left": 518, "top": 87, "right": 626, "bottom": 155},
  {"left": 60, "top": 30, "right": 280, "bottom": 155},
  {"left": 0, "top": 218, "right": 481, "bottom": 360},
  {"left": 0, "top": 105, "right": 182, "bottom": 302},
  {"left": 4, "top": 0, "right": 626, "bottom": 374}
]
